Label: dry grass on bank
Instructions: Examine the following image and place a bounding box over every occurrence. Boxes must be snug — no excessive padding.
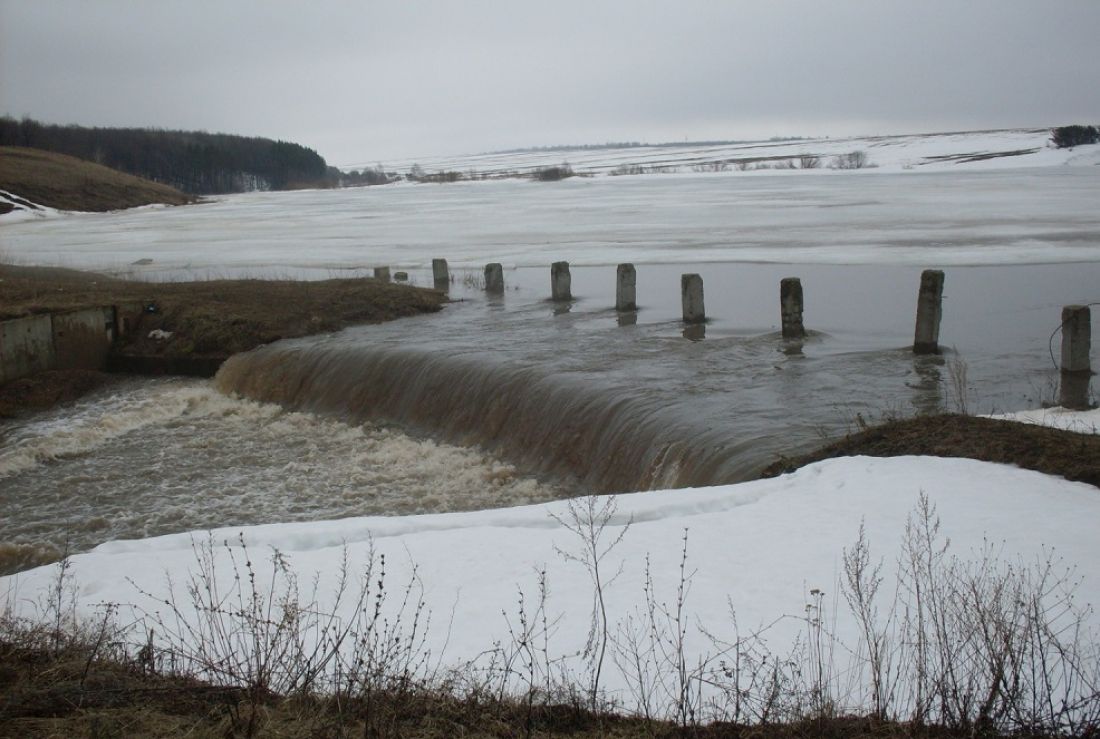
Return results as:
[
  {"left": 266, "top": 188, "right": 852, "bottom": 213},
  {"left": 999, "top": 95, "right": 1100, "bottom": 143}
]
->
[
  {"left": 0, "top": 147, "right": 195, "bottom": 212},
  {"left": 112, "top": 275, "right": 445, "bottom": 361},
  {"left": 0, "top": 647, "right": 964, "bottom": 739},
  {"left": 0, "top": 643, "right": 658, "bottom": 739},
  {"left": 0, "top": 264, "right": 446, "bottom": 416},
  {"left": 0, "top": 263, "right": 445, "bottom": 359},
  {"left": 761, "top": 413, "right": 1100, "bottom": 489},
  {"left": 0, "top": 641, "right": 902, "bottom": 739}
]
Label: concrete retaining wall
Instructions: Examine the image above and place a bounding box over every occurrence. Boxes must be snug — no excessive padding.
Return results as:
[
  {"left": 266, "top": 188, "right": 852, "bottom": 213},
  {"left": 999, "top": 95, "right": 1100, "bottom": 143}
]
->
[
  {"left": 0, "top": 306, "right": 119, "bottom": 383},
  {"left": 52, "top": 307, "right": 116, "bottom": 372},
  {"left": 0, "top": 314, "right": 56, "bottom": 383}
]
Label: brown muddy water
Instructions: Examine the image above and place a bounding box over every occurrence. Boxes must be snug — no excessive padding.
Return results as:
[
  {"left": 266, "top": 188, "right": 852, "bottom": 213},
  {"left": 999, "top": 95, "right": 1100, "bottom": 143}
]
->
[{"left": 1, "top": 262, "right": 1096, "bottom": 574}]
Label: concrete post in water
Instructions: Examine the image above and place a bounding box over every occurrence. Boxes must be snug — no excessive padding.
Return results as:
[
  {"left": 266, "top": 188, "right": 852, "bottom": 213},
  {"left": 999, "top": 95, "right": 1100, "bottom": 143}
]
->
[
  {"left": 681, "top": 273, "right": 705, "bottom": 324},
  {"left": 780, "top": 277, "right": 805, "bottom": 339},
  {"left": 432, "top": 258, "right": 449, "bottom": 289},
  {"left": 373, "top": 266, "right": 391, "bottom": 283},
  {"left": 913, "top": 269, "right": 945, "bottom": 354},
  {"left": 551, "top": 261, "right": 572, "bottom": 301},
  {"left": 616, "top": 263, "right": 637, "bottom": 312},
  {"left": 1059, "top": 305, "right": 1092, "bottom": 410},
  {"left": 484, "top": 263, "right": 504, "bottom": 294},
  {"left": 683, "top": 323, "right": 705, "bottom": 341},
  {"left": 1061, "top": 305, "right": 1091, "bottom": 374}
]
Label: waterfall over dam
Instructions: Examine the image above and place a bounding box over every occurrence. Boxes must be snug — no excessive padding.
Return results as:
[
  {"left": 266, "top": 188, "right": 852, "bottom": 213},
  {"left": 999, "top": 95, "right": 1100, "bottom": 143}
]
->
[
  {"left": 215, "top": 341, "right": 762, "bottom": 494},
  {"left": 212, "top": 259, "right": 1100, "bottom": 495}
]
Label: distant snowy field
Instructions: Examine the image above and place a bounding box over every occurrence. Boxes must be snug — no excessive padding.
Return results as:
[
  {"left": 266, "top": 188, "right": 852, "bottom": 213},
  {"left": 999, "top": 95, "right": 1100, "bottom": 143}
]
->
[
  {"left": 2, "top": 128, "right": 1099, "bottom": 276},
  {"left": 351, "top": 127, "right": 1100, "bottom": 178}
]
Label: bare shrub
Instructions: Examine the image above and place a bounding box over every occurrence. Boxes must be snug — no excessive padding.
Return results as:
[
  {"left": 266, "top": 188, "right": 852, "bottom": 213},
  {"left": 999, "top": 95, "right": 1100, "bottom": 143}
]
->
[
  {"left": 831, "top": 150, "right": 869, "bottom": 169},
  {"left": 551, "top": 495, "right": 631, "bottom": 710},
  {"left": 534, "top": 164, "right": 575, "bottom": 181},
  {"left": 700, "top": 608, "right": 798, "bottom": 724},
  {"left": 422, "top": 170, "right": 463, "bottom": 183},
  {"left": 799, "top": 155, "right": 821, "bottom": 169},
  {"left": 649, "top": 531, "right": 704, "bottom": 726},
  {"left": 842, "top": 523, "right": 901, "bottom": 719},
  {"left": 844, "top": 493, "right": 1100, "bottom": 735},
  {"left": 614, "top": 529, "right": 710, "bottom": 729},
  {"left": 691, "top": 493, "right": 1100, "bottom": 734},
  {"left": 945, "top": 352, "right": 972, "bottom": 415},
  {"left": 1051, "top": 124, "right": 1099, "bottom": 149},
  {"left": 127, "top": 534, "right": 433, "bottom": 736},
  {"left": 691, "top": 162, "right": 728, "bottom": 173},
  {"left": 460, "top": 270, "right": 485, "bottom": 290},
  {"left": 802, "top": 585, "right": 838, "bottom": 718},
  {"left": 488, "top": 568, "right": 573, "bottom": 733},
  {"left": 46, "top": 550, "right": 77, "bottom": 655},
  {"left": 336, "top": 551, "right": 433, "bottom": 737},
  {"left": 1, "top": 545, "right": 128, "bottom": 671}
]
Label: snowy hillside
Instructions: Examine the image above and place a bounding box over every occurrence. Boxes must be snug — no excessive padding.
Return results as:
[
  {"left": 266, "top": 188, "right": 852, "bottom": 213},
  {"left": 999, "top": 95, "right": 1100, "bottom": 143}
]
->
[
  {"left": 0, "top": 188, "right": 58, "bottom": 223},
  {"left": 345, "top": 127, "right": 1100, "bottom": 178}
]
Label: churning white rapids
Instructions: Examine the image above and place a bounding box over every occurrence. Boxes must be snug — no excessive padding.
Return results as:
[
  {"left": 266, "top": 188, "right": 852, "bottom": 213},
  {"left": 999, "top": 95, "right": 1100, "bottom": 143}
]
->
[{"left": 0, "top": 378, "right": 563, "bottom": 571}]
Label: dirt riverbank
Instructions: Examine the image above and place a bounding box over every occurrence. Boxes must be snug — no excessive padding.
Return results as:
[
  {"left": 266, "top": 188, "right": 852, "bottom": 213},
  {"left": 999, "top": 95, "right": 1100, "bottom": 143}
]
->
[
  {"left": 761, "top": 412, "right": 1100, "bottom": 489},
  {"left": 0, "top": 264, "right": 445, "bottom": 417}
]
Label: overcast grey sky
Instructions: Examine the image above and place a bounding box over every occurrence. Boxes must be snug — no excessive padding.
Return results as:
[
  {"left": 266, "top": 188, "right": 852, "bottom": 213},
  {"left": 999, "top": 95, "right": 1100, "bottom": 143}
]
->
[{"left": 2, "top": 1, "right": 1098, "bottom": 166}]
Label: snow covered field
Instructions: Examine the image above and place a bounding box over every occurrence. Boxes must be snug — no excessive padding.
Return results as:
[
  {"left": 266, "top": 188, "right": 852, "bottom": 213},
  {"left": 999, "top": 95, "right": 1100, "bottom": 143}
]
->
[
  {"left": 356, "top": 127, "right": 1100, "bottom": 179},
  {"left": 2, "top": 129, "right": 1100, "bottom": 277},
  {"left": 989, "top": 406, "right": 1100, "bottom": 434},
  {"left": 1, "top": 128, "right": 1098, "bottom": 719},
  {"left": 3, "top": 452, "right": 1099, "bottom": 718}
]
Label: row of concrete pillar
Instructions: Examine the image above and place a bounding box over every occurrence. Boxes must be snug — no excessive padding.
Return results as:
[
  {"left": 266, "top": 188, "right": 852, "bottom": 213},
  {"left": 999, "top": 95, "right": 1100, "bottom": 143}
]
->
[
  {"left": 386, "top": 260, "right": 1093, "bottom": 407},
  {"left": 372, "top": 266, "right": 410, "bottom": 282},
  {"left": 429, "top": 261, "right": 954, "bottom": 353},
  {"left": 675, "top": 268, "right": 944, "bottom": 354}
]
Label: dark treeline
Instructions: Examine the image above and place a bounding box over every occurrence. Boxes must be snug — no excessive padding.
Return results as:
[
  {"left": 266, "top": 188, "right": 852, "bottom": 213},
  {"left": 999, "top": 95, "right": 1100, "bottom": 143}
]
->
[
  {"left": 339, "top": 165, "right": 400, "bottom": 186},
  {"left": 0, "top": 117, "right": 333, "bottom": 194}
]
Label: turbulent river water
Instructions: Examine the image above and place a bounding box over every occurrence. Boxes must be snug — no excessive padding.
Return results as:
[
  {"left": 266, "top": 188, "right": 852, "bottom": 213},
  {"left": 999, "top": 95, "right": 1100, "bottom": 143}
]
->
[
  {"left": 2, "top": 261, "right": 1096, "bottom": 574},
  {"left": 1, "top": 169, "right": 1098, "bottom": 575}
]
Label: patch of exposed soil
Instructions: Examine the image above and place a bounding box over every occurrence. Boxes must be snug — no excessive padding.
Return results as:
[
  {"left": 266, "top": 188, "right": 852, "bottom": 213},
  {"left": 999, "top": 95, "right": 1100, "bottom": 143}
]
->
[{"left": 761, "top": 413, "right": 1100, "bottom": 489}]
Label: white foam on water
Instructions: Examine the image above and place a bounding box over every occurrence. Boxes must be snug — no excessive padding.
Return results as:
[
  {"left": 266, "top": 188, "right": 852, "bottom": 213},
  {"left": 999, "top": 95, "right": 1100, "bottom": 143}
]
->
[
  {"left": 0, "top": 378, "right": 565, "bottom": 572},
  {"left": 0, "top": 380, "right": 222, "bottom": 478}
]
